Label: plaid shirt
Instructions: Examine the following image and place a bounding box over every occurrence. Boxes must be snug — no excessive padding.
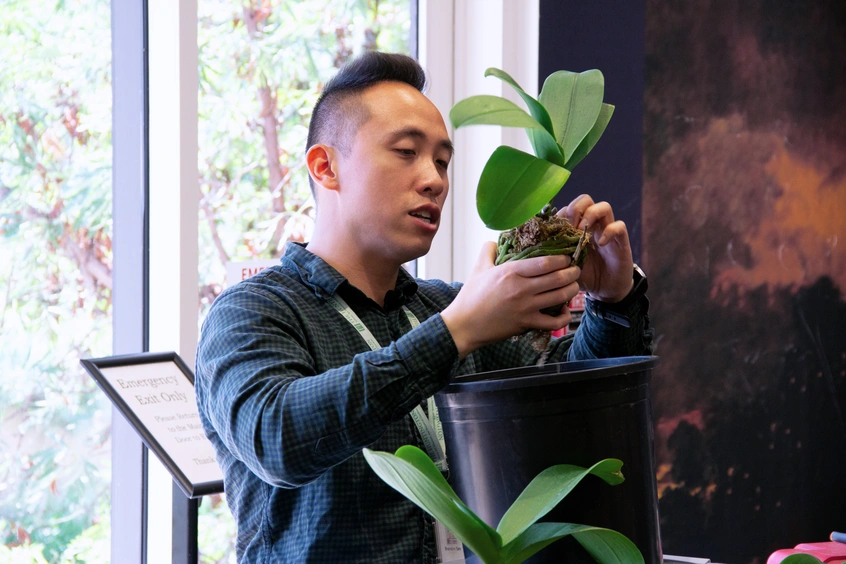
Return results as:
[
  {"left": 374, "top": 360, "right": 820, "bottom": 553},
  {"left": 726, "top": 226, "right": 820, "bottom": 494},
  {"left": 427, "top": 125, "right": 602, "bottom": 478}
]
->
[{"left": 195, "top": 242, "right": 652, "bottom": 563}]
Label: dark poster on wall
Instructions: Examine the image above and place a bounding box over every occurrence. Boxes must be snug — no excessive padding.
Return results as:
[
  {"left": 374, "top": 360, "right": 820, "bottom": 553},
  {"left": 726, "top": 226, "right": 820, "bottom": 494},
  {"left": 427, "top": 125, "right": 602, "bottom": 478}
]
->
[{"left": 644, "top": 1, "right": 846, "bottom": 562}]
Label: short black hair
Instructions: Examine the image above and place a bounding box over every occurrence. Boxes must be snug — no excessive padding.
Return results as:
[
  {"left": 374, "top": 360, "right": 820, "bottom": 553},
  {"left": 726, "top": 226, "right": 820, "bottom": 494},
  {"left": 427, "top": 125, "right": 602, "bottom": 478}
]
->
[{"left": 306, "top": 52, "right": 427, "bottom": 193}]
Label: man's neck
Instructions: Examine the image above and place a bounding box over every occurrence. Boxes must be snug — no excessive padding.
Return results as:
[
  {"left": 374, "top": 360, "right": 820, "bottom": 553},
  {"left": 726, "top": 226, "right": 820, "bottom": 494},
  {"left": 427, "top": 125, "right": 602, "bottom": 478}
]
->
[{"left": 307, "top": 235, "right": 400, "bottom": 307}]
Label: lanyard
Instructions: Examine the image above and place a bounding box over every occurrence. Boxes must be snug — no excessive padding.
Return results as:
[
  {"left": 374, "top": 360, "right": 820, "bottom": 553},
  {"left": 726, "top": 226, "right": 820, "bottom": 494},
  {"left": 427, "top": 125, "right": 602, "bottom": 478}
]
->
[{"left": 327, "top": 294, "right": 447, "bottom": 472}]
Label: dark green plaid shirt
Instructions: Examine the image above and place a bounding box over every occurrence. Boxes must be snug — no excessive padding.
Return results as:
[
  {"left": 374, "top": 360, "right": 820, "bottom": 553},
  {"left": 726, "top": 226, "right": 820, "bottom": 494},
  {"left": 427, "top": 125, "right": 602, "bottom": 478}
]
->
[{"left": 195, "top": 242, "right": 652, "bottom": 563}]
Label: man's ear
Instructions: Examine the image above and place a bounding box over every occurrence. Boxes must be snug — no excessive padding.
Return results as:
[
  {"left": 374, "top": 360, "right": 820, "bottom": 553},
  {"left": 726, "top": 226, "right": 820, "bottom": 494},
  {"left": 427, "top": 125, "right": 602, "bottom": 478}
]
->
[{"left": 306, "top": 144, "right": 340, "bottom": 191}]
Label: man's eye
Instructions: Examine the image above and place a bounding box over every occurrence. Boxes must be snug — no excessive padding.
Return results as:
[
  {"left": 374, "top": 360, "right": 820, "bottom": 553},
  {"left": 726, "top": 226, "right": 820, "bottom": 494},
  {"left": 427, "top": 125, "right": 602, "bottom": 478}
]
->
[
  {"left": 437, "top": 159, "right": 450, "bottom": 169},
  {"left": 395, "top": 148, "right": 415, "bottom": 156}
]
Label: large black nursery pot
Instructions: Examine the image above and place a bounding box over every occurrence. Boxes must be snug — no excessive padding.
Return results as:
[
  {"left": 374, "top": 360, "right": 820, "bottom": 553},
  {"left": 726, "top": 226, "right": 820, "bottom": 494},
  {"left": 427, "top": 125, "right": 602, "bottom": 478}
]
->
[{"left": 434, "top": 356, "right": 661, "bottom": 564}]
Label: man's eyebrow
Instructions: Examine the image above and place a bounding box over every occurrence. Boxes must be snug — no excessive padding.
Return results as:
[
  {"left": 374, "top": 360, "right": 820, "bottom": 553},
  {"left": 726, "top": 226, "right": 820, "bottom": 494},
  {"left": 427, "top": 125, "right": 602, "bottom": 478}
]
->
[{"left": 387, "top": 127, "right": 455, "bottom": 157}]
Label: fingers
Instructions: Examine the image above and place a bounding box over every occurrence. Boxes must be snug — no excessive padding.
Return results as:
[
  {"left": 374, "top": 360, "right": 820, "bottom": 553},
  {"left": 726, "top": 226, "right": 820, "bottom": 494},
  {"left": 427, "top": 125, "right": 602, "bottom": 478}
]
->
[
  {"left": 528, "top": 308, "right": 573, "bottom": 331},
  {"left": 526, "top": 280, "right": 580, "bottom": 314},
  {"left": 442, "top": 242, "right": 582, "bottom": 357},
  {"left": 508, "top": 253, "right": 572, "bottom": 277},
  {"left": 525, "top": 265, "right": 580, "bottom": 296},
  {"left": 561, "top": 194, "right": 615, "bottom": 230},
  {"left": 473, "top": 241, "right": 498, "bottom": 274},
  {"left": 497, "top": 242, "right": 581, "bottom": 298},
  {"left": 593, "top": 219, "right": 630, "bottom": 248}
]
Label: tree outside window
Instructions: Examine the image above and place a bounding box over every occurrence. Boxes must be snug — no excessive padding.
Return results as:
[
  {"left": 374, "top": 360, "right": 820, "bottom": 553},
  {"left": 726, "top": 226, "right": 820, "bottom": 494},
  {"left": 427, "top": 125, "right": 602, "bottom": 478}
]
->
[
  {"left": 1, "top": 1, "right": 112, "bottom": 562},
  {"left": 196, "top": 2, "right": 413, "bottom": 561}
]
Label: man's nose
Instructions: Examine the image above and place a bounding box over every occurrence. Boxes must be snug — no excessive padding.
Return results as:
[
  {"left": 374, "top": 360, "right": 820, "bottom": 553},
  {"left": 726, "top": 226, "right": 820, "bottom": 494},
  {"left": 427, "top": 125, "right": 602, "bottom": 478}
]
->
[{"left": 419, "top": 160, "right": 446, "bottom": 197}]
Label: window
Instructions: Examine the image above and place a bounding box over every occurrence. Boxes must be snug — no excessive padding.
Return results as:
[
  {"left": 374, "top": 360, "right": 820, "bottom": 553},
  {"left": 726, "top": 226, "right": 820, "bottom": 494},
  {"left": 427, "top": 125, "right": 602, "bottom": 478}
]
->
[
  {"left": 0, "top": 1, "right": 112, "bottom": 561},
  {"left": 198, "top": 0, "right": 414, "bottom": 320}
]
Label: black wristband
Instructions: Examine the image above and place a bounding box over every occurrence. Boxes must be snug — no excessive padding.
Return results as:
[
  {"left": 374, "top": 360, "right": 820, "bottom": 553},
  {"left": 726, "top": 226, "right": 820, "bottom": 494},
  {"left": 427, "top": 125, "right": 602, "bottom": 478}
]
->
[{"left": 585, "top": 264, "right": 648, "bottom": 328}]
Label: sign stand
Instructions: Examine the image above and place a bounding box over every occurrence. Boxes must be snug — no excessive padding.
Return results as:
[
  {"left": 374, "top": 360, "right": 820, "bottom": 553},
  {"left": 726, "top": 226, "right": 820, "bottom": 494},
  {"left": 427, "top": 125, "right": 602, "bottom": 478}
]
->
[
  {"left": 172, "top": 482, "right": 200, "bottom": 564},
  {"left": 81, "top": 352, "right": 223, "bottom": 563}
]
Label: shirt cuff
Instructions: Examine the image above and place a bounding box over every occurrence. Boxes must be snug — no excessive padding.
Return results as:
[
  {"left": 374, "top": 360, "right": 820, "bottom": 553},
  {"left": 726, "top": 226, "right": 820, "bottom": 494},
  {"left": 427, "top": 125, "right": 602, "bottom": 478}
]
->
[{"left": 577, "top": 294, "right": 653, "bottom": 358}]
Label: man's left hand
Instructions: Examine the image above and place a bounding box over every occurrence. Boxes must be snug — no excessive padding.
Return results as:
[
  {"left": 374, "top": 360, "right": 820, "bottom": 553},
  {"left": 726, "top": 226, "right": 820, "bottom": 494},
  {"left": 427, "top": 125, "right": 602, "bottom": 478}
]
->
[{"left": 558, "top": 194, "right": 634, "bottom": 303}]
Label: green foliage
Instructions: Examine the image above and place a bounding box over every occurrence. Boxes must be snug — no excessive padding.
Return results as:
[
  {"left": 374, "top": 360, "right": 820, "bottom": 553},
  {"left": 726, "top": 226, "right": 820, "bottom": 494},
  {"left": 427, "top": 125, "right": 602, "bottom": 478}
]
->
[
  {"left": 197, "top": 0, "right": 411, "bottom": 320},
  {"left": 1, "top": 0, "right": 113, "bottom": 560},
  {"left": 0, "top": 541, "right": 50, "bottom": 564},
  {"left": 363, "top": 446, "right": 643, "bottom": 564},
  {"left": 56, "top": 504, "right": 109, "bottom": 564},
  {"left": 449, "top": 67, "right": 614, "bottom": 230},
  {"left": 0, "top": 510, "right": 108, "bottom": 564},
  {"left": 197, "top": 494, "right": 237, "bottom": 564}
]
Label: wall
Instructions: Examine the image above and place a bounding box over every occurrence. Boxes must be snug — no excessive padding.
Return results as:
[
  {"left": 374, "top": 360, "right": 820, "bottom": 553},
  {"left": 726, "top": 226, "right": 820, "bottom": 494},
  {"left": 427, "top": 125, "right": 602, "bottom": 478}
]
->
[
  {"left": 539, "top": 0, "right": 645, "bottom": 261},
  {"left": 643, "top": 1, "right": 846, "bottom": 561},
  {"left": 541, "top": 1, "right": 846, "bottom": 561}
]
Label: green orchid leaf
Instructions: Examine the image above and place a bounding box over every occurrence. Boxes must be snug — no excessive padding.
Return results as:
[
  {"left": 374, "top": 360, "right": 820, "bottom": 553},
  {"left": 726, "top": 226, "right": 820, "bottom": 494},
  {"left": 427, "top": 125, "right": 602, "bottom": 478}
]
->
[
  {"left": 484, "top": 67, "right": 555, "bottom": 136},
  {"left": 539, "top": 69, "right": 605, "bottom": 163},
  {"left": 496, "top": 459, "right": 624, "bottom": 545},
  {"left": 393, "top": 444, "right": 461, "bottom": 503},
  {"left": 572, "top": 527, "right": 645, "bottom": 564},
  {"left": 527, "top": 129, "right": 566, "bottom": 167},
  {"left": 502, "top": 523, "right": 643, "bottom": 564},
  {"left": 484, "top": 68, "right": 564, "bottom": 166},
  {"left": 476, "top": 146, "right": 571, "bottom": 230},
  {"left": 450, "top": 95, "right": 548, "bottom": 131},
  {"left": 780, "top": 556, "right": 825, "bottom": 564},
  {"left": 501, "top": 522, "right": 589, "bottom": 563},
  {"left": 362, "top": 447, "right": 502, "bottom": 563},
  {"left": 563, "top": 103, "right": 615, "bottom": 171}
]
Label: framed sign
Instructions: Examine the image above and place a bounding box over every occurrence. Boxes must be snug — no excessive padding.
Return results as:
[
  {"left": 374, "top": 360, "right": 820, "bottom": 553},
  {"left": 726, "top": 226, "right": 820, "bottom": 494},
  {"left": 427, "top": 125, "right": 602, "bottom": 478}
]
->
[{"left": 80, "top": 351, "right": 224, "bottom": 498}]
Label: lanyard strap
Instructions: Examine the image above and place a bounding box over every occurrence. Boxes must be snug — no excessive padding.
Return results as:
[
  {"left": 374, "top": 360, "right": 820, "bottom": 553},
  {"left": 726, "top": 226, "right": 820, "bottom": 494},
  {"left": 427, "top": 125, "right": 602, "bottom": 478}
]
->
[{"left": 327, "top": 294, "right": 447, "bottom": 471}]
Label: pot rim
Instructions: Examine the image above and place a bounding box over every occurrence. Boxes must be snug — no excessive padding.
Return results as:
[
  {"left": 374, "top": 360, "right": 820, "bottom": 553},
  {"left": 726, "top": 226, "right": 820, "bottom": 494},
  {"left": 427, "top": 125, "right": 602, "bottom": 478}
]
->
[{"left": 440, "top": 355, "right": 659, "bottom": 393}]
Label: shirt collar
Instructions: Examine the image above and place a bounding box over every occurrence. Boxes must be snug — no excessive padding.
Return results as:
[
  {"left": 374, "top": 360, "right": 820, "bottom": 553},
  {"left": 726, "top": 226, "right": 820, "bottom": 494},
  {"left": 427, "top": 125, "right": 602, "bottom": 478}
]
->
[{"left": 282, "top": 242, "right": 418, "bottom": 308}]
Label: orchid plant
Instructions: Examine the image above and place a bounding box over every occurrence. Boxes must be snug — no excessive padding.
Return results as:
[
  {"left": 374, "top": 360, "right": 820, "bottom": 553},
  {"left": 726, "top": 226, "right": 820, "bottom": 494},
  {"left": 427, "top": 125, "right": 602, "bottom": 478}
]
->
[
  {"left": 363, "top": 446, "right": 643, "bottom": 564},
  {"left": 449, "top": 67, "right": 615, "bottom": 350},
  {"left": 360, "top": 70, "right": 635, "bottom": 564},
  {"left": 450, "top": 67, "right": 614, "bottom": 265}
]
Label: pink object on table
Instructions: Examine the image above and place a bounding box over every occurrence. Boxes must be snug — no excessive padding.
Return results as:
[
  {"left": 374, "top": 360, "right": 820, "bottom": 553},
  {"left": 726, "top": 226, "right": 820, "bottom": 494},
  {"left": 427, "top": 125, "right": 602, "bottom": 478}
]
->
[{"left": 767, "top": 542, "right": 846, "bottom": 563}]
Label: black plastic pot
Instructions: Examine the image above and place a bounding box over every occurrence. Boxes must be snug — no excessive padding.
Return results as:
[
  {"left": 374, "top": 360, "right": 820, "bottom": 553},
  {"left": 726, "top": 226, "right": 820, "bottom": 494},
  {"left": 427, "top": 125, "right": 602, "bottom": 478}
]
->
[{"left": 434, "top": 356, "right": 661, "bottom": 564}]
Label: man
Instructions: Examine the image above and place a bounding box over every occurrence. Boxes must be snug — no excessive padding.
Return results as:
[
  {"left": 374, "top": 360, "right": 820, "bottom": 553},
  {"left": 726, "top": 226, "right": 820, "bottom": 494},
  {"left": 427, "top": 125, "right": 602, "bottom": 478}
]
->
[{"left": 195, "top": 52, "right": 652, "bottom": 563}]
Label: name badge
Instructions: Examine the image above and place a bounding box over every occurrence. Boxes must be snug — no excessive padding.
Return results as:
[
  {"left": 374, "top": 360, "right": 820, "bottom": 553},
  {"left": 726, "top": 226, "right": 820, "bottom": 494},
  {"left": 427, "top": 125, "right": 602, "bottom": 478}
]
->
[{"left": 435, "top": 520, "right": 465, "bottom": 563}]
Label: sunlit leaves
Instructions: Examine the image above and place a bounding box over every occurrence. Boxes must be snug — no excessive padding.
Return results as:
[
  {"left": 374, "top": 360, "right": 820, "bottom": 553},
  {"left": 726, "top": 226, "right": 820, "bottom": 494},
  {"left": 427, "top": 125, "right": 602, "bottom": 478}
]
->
[
  {"left": 0, "top": 3, "right": 113, "bottom": 560},
  {"left": 197, "top": 0, "right": 412, "bottom": 319}
]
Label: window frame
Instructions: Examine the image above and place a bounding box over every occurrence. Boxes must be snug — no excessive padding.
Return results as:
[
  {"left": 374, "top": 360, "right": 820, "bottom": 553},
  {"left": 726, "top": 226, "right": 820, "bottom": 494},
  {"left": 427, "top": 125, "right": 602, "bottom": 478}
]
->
[
  {"left": 111, "top": 1, "right": 150, "bottom": 562},
  {"left": 109, "top": 1, "right": 539, "bottom": 559}
]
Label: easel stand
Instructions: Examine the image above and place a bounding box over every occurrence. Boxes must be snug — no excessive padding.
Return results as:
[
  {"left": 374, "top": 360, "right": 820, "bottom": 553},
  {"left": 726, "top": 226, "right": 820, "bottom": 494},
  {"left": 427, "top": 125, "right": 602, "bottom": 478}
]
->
[{"left": 172, "top": 482, "right": 200, "bottom": 564}]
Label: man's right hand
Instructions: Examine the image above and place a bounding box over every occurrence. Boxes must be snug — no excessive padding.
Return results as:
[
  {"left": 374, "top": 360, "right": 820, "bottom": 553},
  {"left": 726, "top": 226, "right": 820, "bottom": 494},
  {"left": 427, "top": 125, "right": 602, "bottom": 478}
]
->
[{"left": 440, "top": 241, "right": 580, "bottom": 359}]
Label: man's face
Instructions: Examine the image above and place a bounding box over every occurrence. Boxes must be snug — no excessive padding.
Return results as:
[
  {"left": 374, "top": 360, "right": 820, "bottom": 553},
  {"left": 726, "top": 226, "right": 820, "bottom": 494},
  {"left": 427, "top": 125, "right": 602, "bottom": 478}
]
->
[{"left": 332, "top": 81, "right": 453, "bottom": 266}]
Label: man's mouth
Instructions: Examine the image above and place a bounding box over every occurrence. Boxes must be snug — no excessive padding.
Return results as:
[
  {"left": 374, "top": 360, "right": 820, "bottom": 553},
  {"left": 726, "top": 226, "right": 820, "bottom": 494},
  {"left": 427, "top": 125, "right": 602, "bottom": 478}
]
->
[{"left": 409, "top": 210, "right": 434, "bottom": 224}]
